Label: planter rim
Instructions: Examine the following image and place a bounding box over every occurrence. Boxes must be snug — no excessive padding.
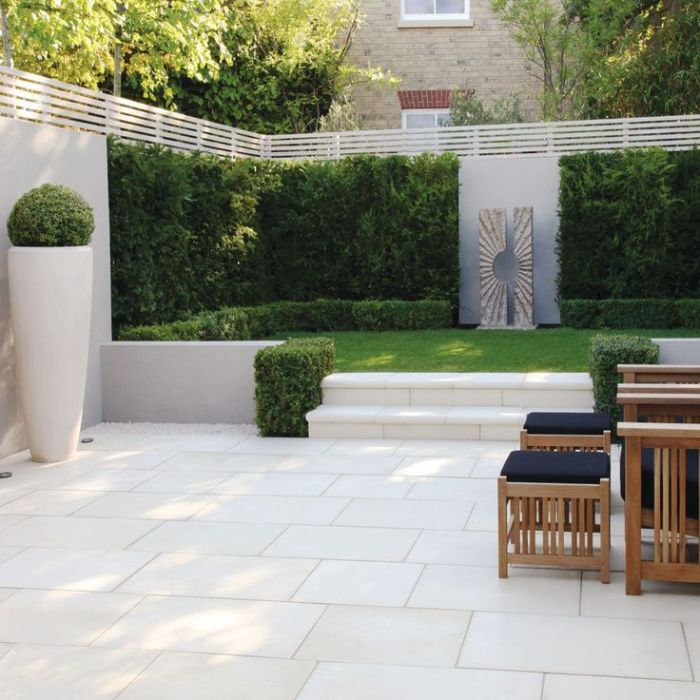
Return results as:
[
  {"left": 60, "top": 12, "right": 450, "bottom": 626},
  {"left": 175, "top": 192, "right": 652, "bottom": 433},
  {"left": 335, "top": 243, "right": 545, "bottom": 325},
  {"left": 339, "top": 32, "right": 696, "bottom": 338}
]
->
[{"left": 9, "top": 245, "right": 92, "bottom": 253}]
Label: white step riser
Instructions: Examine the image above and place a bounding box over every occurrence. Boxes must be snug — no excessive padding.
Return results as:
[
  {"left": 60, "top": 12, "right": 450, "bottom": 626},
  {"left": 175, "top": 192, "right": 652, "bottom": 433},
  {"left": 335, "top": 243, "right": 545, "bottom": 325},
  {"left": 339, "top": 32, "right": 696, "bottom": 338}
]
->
[
  {"left": 308, "top": 422, "right": 520, "bottom": 441},
  {"left": 310, "top": 372, "right": 595, "bottom": 442},
  {"left": 323, "top": 387, "right": 593, "bottom": 409}
]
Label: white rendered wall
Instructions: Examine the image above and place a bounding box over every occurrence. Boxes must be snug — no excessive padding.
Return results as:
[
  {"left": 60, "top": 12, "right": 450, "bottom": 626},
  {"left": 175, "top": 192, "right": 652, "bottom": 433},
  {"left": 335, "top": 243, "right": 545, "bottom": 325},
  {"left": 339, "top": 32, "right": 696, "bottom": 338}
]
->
[
  {"left": 0, "top": 119, "right": 111, "bottom": 458},
  {"left": 101, "top": 341, "right": 284, "bottom": 424}
]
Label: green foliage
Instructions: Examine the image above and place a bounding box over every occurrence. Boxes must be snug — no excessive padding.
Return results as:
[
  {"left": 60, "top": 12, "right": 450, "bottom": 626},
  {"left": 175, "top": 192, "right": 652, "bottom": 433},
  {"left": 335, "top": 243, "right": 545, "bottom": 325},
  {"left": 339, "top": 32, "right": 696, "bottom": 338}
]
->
[
  {"left": 598, "top": 299, "right": 677, "bottom": 329},
  {"left": 449, "top": 89, "right": 524, "bottom": 126},
  {"left": 7, "top": 184, "right": 94, "bottom": 246},
  {"left": 352, "top": 300, "right": 452, "bottom": 331},
  {"left": 256, "top": 154, "right": 460, "bottom": 307},
  {"left": 118, "top": 299, "right": 454, "bottom": 341},
  {"left": 558, "top": 299, "right": 599, "bottom": 329},
  {"left": 557, "top": 149, "right": 700, "bottom": 300},
  {"left": 254, "top": 337, "right": 335, "bottom": 437},
  {"left": 589, "top": 334, "right": 659, "bottom": 423},
  {"left": 108, "top": 141, "right": 460, "bottom": 330},
  {"left": 560, "top": 299, "right": 700, "bottom": 329},
  {"left": 490, "top": 0, "right": 583, "bottom": 119},
  {"left": 579, "top": 0, "right": 700, "bottom": 118},
  {"left": 676, "top": 299, "right": 700, "bottom": 329},
  {"left": 5, "top": 1, "right": 229, "bottom": 99}
]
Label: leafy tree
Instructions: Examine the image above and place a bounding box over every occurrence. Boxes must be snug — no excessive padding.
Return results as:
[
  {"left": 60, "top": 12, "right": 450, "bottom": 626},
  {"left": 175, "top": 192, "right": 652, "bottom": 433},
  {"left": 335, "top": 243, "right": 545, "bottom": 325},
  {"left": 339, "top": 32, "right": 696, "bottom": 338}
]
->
[
  {"left": 1, "top": 0, "right": 229, "bottom": 98},
  {"left": 577, "top": 0, "right": 700, "bottom": 117},
  {"left": 490, "top": 0, "right": 584, "bottom": 120},
  {"left": 449, "top": 88, "right": 524, "bottom": 126},
  {"left": 147, "top": 0, "right": 387, "bottom": 133}
]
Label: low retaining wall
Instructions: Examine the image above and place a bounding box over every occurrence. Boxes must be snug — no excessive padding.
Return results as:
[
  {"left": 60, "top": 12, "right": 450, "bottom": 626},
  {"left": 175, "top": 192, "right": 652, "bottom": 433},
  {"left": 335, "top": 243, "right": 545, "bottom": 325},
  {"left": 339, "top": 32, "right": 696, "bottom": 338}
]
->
[
  {"left": 101, "top": 341, "right": 283, "bottom": 424},
  {"left": 654, "top": 338, "right": 700, "bottom": 365}
]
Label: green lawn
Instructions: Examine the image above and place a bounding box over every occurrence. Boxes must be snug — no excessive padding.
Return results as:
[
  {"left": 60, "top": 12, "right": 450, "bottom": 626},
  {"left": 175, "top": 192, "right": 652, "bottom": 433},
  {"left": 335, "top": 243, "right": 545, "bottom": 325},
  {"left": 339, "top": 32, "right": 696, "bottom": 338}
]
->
[{"left": 279, "top": 328, "right": 699, "bottom": 372}]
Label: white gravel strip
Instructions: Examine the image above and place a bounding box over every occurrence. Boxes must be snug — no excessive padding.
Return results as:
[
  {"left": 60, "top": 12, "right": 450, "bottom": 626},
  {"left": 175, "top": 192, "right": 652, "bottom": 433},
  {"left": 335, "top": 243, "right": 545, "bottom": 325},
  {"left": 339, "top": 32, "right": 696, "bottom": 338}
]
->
[{"left": 83, "top": 422, "right": 258, "bottom": 436}]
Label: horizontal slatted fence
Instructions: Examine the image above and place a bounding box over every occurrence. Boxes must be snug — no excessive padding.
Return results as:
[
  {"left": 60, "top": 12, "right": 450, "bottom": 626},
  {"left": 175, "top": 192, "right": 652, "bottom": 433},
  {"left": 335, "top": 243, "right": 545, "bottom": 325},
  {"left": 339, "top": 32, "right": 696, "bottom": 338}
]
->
[{"left": 2, "top": 66, "right": 700, "bottom": 161}]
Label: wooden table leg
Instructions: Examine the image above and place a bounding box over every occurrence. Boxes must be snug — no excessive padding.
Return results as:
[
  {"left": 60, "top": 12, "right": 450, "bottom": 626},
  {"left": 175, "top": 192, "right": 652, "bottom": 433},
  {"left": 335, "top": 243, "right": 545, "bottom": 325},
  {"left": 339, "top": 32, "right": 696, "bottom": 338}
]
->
[{"left": 625, "top": 436, "right": 643, "bottom": 595}]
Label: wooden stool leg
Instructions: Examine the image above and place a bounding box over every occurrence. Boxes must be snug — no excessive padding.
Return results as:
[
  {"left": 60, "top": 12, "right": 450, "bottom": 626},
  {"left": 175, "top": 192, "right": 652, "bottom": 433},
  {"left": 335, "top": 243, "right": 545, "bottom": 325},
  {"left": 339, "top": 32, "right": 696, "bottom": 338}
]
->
[
  {"left": 498, "top": 477, "right": 508, "bottom": 578},
  {"left": 600, "top": 479, "right": 610, "bottom": 583}
]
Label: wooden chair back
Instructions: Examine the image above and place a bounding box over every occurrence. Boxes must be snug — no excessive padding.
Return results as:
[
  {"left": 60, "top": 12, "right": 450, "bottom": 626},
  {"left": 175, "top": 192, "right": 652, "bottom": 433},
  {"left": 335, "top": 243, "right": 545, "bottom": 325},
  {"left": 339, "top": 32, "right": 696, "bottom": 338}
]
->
[
  {"left": 618, "top": 364, "right": 700, "bottom": 385},
  {"left": 618, "top": 422, "right": 700, "bottom": 594}
]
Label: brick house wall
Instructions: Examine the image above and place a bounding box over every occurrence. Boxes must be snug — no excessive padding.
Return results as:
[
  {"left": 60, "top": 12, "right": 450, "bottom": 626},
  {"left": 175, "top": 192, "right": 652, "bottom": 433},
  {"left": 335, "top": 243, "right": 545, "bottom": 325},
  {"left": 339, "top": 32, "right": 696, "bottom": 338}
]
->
[{"left": 347, "top": 0, "right": 542, "bottom": 130}]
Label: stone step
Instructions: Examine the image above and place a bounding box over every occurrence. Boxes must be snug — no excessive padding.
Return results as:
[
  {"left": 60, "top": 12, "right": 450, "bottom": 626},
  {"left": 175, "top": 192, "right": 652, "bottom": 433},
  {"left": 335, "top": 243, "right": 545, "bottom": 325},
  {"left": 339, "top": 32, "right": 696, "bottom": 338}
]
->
[
  {"left": 306, "top": 404, "right": 593, "bottom": 441},
  {"left": 321, "top": 372, "right": 593, "bottom": 408}
]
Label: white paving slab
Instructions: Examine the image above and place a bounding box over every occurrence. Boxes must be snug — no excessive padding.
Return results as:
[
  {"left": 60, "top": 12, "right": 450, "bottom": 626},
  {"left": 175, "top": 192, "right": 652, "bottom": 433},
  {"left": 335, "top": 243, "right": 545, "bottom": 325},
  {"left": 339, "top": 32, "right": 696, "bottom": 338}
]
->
[
  {"left": 210, "top": 472, "right": 337, "bottom": 496},
  {"left": 0, "top": 489, "right": 103, "bottom": 516},
  {"left": 324, "top": 475, "right": 416, "bottom": 499},
  {"left": 460, "top": 612, "right": 692, "bottom": 680},
  {"left": 409, "top": 565, "right": 581, "bottom": 615},
  {"left": 117, "top": 552, "right": 317, "bottom": 600},
  {"left": 71, "top": 450, "right": 175, "bottom": 469},
  {"left": 131, "top": 470, "right": 229, "bottom": 493},
  {"left": 335, "top": 498, "right": 473, "bottom": 530},
  {"left": 296, "top": 605, "right": 470, "bottom": 667},
  {"left": 128, "top": 520, "right": 286, "bottom": 556},
  {"left": 406, "top": 530, "right": 498, "bottom": 566},
  {"left": 293, "top": 560, "right": 423, "bottom": 606},
  {"left": 274, "top": 453, "right": 402, "bottom": 475},
  {"left": 393, "top": 456, "right": 477, "bottom": 477},
  {"left": 119, "top": 651, "right": 315, "bottom": 700},
  {"left": 407, "top": 477, "right": 495, "bottom": 502},
  {"left": 0, "top": 589, "right": 142, "bottom": 644},
  {"left": 59, "top": 470, "right": 158, "bottom": 491},
  {"left": 323, "top": 439, "right": 404, "bottom": 455},
  {"left": 0, "top": 643, "right": 157, "bottom": 700},
  {"left": 298, "top": 662, "right": 543, "bottom": 700},
  {"left": 0, "top": 516, "right": 158, "bottom": 550},
  {"left": 132, "top": 434, "right": 248, "bottom": 452},
  {"left": 95, "top": 595, "right": 325, "bottom": 657},
  {"left": 74, "top": 492, "right": 214, "bottom": 520},
  {"left": 195, "top": 495, "right": 350, "bottom": 525},
  {"left": 229, "top": 437, "right": 334, "bottom": 455},
  {"left": 542, "top": 674, "right": 700, "bottom": 700},
  {"left": 263, "top": 524, "right": 419, "bottom": 561},
  {"left": 0, "top": 547, "right": 154, "bottom": 592},
  {"left": 582, "top": 572, "right": 700, "bottom": 623},
  {"left": 685, "top": 622, "right": 700, "bottom": 677}
]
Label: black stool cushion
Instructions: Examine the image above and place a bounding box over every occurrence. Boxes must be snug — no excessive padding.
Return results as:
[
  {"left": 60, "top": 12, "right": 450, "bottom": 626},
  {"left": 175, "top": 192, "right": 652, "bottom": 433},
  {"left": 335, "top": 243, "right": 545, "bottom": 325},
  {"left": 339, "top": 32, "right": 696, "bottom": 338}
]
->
[
  {"left": 501, "top": 450, "right": 611, "bottom": 484},
  {"left": 619, "top": 444, "right": 699, "bottom": 520},
  {"left": 524, "top": 412, "right": 612, "bottom": 436}
]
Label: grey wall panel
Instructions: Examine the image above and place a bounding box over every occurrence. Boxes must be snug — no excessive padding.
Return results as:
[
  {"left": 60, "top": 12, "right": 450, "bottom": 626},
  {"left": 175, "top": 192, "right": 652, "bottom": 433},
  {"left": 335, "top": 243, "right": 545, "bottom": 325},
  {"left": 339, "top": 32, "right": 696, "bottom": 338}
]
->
[{"left": 459, "top": 155, "right": 561, "bottom": 326}]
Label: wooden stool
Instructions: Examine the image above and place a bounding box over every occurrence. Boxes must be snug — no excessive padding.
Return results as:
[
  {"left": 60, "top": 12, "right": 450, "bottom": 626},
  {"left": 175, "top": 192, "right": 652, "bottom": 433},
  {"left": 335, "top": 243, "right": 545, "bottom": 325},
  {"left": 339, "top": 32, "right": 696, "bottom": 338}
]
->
[
  {"left": 521, "top": 411, "right": 612, "bottom": 454},
  {"left": 498, "top": 449, "right": 611, "bottom": 583}
]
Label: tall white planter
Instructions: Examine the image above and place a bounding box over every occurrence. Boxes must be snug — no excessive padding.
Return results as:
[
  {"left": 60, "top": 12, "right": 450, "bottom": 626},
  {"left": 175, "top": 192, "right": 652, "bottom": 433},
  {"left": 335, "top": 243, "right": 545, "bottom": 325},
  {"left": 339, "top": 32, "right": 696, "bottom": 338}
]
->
[{"left": 8, "top": 247, "right": 93, "bottom": 463}]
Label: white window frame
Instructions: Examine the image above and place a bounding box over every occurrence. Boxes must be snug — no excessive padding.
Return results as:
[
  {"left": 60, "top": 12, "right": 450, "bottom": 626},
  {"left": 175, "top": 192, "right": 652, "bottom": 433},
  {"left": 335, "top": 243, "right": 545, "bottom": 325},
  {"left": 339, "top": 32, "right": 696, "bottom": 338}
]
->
[
  {"left": 401, "top": 108, "right": 451, "bottom": 129},
  {"left": 401, "top": 0, "right": 470, "bottom": 21}
]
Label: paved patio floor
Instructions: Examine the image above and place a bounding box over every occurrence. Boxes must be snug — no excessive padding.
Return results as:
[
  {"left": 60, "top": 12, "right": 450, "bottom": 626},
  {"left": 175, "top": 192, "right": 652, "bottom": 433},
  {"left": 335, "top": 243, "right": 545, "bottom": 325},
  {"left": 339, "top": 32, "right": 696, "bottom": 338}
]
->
[{"left": 0, "top": 432, "right": 698, "bottom": 699}]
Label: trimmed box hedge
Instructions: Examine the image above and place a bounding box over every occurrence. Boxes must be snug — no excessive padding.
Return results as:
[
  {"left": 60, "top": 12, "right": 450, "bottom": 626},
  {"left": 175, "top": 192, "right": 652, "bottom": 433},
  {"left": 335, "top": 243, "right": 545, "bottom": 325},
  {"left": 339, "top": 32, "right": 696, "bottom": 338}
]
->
[
  {"left": 118, "top": 299, "right": 453, "bottom": 340},
  {"left": 254, "top": 337, "right": 335, "bottom": 437},
  {"left": 560, "top": 298, "right": 700, "bottom": 329},
  {"left": 589, "top": 334, "right": 660, "bottom": 424}
]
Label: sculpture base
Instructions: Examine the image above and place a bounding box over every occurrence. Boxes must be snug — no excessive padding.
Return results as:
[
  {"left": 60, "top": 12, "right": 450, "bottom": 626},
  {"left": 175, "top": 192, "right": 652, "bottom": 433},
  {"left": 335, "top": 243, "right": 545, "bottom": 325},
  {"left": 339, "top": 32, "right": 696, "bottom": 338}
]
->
[{"left": 477, "top": 325, "right": 537, "bottom": 331}]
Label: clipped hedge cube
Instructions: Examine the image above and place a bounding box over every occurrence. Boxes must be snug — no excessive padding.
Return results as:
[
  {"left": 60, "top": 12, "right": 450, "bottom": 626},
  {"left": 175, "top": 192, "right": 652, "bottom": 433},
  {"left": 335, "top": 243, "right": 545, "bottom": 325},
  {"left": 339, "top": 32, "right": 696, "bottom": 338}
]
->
[
  {"left": 598, "top": 299, "right": 677, "bottom": 329},
  {"left": 559, "top": 299, "right": 600, "bottom": 328},
  {"left": 254, "top": 338, "right": 335, "bottom": 437},
  {"left": 589, "top": 334, "right": 659, "bottom": 424},
  {"left": 676, "top": 299, "right": 700, "bottom": 329}
]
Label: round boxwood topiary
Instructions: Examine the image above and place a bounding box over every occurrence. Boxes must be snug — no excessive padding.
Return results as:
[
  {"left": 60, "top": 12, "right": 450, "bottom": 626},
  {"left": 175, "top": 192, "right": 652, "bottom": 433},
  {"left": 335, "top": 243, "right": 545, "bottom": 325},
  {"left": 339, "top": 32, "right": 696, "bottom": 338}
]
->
[{"left": 7, "top": 184, "right": 95, "bottom": 246}]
